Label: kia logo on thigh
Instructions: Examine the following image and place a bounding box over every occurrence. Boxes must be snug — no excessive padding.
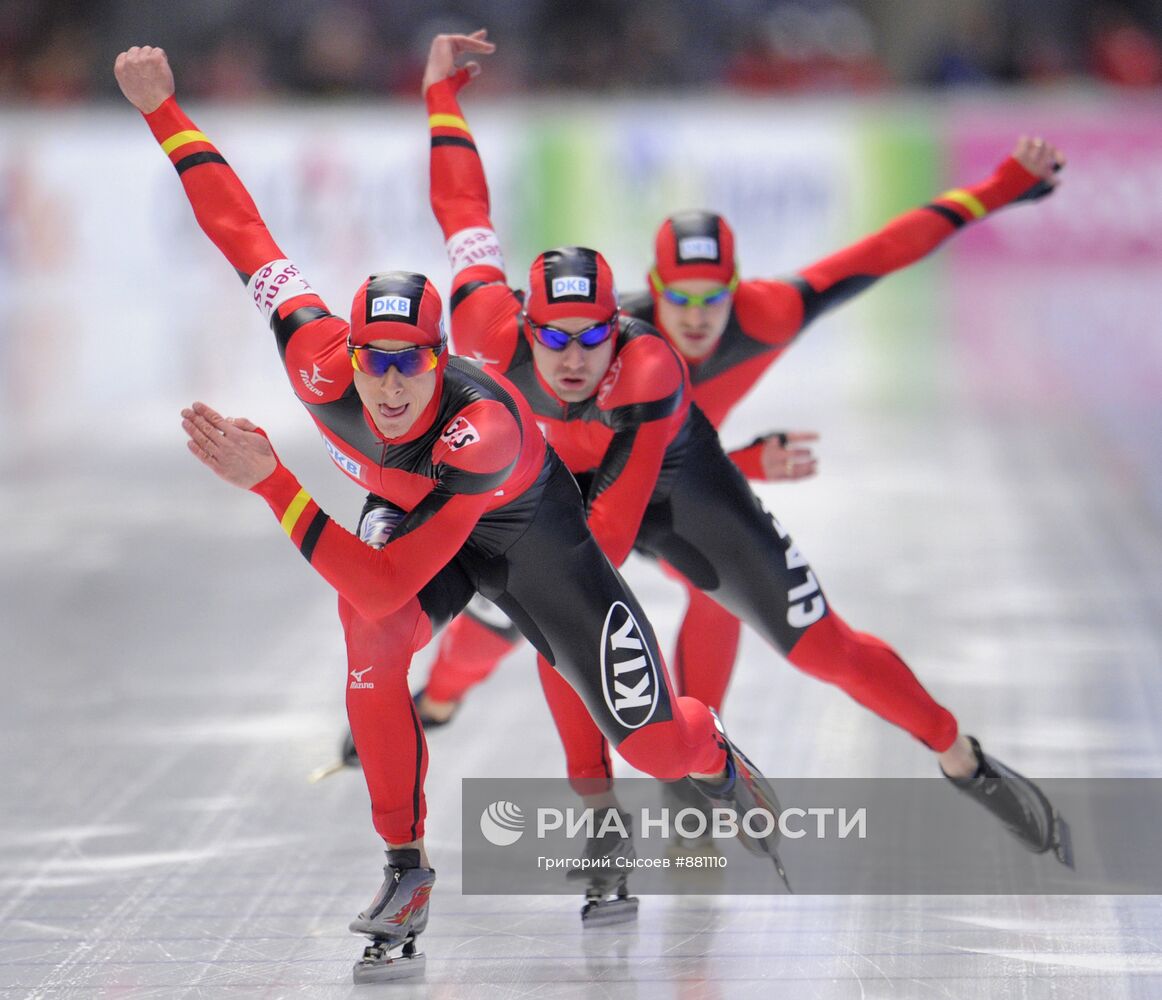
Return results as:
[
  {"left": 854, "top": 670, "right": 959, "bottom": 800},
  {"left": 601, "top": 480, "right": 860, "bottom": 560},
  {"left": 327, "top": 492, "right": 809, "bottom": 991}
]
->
[{"left": 600, "top": 602, "right": 659, "bottom": 729}]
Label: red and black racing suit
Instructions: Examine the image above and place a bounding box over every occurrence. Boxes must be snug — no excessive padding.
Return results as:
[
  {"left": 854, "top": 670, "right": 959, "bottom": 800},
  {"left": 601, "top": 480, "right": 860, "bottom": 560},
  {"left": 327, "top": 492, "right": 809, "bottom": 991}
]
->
[
  {"left": 139, "top": 96, "right": 731, "bottom": 843},
  {"left": 618, "top": 147, "right": 1054, "bottom": 713},
  {"left": 420, "top": 74, "right": 1040, "bottom": 789}
]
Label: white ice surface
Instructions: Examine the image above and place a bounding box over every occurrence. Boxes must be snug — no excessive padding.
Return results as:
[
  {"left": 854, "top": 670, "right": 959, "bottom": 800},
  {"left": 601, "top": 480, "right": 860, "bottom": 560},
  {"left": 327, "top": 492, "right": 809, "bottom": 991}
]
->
[{"left": 3, "top": 287, "right": 1162, "bottom": 999}]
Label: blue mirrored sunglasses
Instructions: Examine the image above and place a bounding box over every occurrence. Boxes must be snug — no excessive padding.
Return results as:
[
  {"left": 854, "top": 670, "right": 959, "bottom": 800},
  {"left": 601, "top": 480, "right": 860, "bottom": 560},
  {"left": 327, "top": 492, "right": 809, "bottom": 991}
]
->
[
  {"left": 348, "top": 343, "right": 443, "bottom": 377},
  {"left": 528, "top": 314, "right": 618, "bottom": 351}
]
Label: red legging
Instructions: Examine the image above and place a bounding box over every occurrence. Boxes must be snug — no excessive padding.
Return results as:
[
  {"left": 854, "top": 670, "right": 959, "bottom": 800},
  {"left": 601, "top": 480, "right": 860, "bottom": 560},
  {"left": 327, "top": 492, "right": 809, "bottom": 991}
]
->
[
  {"left": 427, "top": 591, "right": 957, "bottom": 793},
  {"left": 668, "top": 573, "right": 741, "bottom": 712},
  {"left": 345, "top": 598, "right": 727, "bottom": 837},
  {"left": 339, "top": 595, "right": 434, "bottom": 845},
  {"left": 537, "top": 607, "right": 958, "bottom": 791},
  {"left": 424, "top": 609, "right": 517, "bottom": 704}
]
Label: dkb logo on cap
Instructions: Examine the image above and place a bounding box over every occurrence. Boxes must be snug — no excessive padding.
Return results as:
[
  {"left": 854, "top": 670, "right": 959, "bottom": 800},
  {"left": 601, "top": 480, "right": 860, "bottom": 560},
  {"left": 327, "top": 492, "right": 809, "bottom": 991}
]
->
[
  {"left": 371, "top": 295, "right": 412, "bottom": 318},
  {"left": 678, "top": 236, "right": 719, "bottom": 261},
  {"left": 551, "top": 276, "right": 590, "bottom": 299},
  {"left": 480, "top": 801, "right": 526, "bottom": 846}
]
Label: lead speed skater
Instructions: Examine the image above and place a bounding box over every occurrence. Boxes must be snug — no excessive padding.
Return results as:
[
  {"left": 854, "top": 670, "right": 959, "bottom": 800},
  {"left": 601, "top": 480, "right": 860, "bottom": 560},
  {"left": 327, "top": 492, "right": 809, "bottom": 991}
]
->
[{"left": 116, "top": 42, "right": 786, "bottom": 982}]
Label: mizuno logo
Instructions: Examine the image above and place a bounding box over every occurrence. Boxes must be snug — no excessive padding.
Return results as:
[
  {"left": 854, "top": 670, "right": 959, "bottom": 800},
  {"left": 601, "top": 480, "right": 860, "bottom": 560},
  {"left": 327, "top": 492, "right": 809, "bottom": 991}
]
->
[
  {"left": 350, "top": 666, "right": 375, "bottom": 689},
  {"left": 299, "top": 364, "right": 335, "bottom": 396}
]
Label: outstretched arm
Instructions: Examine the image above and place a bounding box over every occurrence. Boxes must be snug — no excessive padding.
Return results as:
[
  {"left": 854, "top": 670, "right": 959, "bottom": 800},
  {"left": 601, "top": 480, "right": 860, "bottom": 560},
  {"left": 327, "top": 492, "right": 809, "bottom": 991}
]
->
[
  {"left": 423, "top": 31, "right": 525, "bottom": 365},
  {"left": 116, "top": 46, "right": 349, "bottom": 401},
  {"left": 424, "top": 30, "right": 501, "bottom": 275},
  {"left": 737, "top": 137, "right": 1066, "bottom": 340},
  {"left": 181, "top": 402, "right": 493, "bottom": 620},
  {"left": 116, "top": 46, "right": 287, "bottom": 279}
]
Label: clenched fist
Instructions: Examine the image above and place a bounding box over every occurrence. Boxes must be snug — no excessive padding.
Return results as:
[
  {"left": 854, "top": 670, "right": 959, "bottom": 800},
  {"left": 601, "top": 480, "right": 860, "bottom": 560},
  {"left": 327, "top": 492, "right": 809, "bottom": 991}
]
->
[{"left": 114, "top": 45, "right": 175, "bottom": 114}]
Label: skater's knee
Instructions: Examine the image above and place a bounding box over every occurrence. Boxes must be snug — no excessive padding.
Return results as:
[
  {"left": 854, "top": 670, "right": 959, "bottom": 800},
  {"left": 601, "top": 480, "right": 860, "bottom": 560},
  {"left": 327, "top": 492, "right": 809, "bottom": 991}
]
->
[
  {"left": 786, "top": 612, "right": 864, "bottom": 682},
  {"left": 343, "top": 597, "right": 431, "bottom": 660},
  {"left": 616, "top": 724, "right": 690, "bottom": 782}
]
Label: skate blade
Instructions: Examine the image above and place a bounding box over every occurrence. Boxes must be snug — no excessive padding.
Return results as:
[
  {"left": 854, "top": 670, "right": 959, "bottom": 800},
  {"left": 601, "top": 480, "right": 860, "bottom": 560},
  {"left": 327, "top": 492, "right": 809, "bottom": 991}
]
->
[
  {"left": 581, "top": 897, "right": 639, "bottom": 927},
  {"left": 352, "top": 948, "right": 425, "bottom": 983},
  {"left": 355, "top": 938, "right": 429, "bottom": 984},
  {"left": 747, "top": 840, "right": 793, "bottom": 893},
  {"left": 1052, "top": 812, "right": 1075, "bottom": 869},
  {"left": 736, "top": 833, "right": 792, "bottom": 892},
  {"left": 307, "top": 760, "right": 348, "bottom": 784},
  {"left": 772, "top": 854, "right": 793, "bottom": 893}
]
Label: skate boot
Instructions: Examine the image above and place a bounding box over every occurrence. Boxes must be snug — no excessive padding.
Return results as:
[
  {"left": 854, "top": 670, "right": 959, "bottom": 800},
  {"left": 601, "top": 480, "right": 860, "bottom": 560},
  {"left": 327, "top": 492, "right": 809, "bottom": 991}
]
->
[
  {"left": 943, "top": 736, "right": 1073, "bottom": 868},
  {"left": 349, "top": 848, "right": 434, "bottom": 983},
  {"left": 306, "top": 726, "right": 362, "bottom": 782},
  {"left": 410, "top": 687, "right": 460, "bottom": 729},
  {"left": 691, "top": 709, "right": 791, "bottom": 891},
  {"left": 565, "top": 807, "right": 639, "bottom": 926},
  {"left": 660, "top": 779, "right": 720, "bottom": 857}
]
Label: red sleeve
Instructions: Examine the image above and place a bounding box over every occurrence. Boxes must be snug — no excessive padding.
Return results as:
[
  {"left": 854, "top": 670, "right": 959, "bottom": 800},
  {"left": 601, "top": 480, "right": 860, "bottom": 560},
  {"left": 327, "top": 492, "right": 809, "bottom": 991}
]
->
[
  {"left": 448, "top": 283, "right": 524, "bottom": 371},
  {"left": 731, "top": 280, "right": 806, "bottom": 348},
  {"left": 426, "top": 74, "right": 506, "bottom": 284},
  {"left": 141, "top": 97, "right": 350, "bottom": 403},
  {"left": 597, "top": 335, "right": 685, "bottom": 415},
  {"left": 782, "top": 156, "right": 1048, "bottom": 335},
  {"left": 250, "top": 462, "right": 491, "bottom": 620},
  {"left": 586, "top": 420, "right": 676, "bottom": 567},
  {"left": 431, "top": 399, "right": 522, "bottom": 495},
  {"left": 587, "top": 336, "right": 689, "bottom": 566},
  {"left": 425, "top": 75, "right": 524, "bottom": 373},
  {"left": 144, "top": 98, "right": 300, "bottom": 285},
  {"left": 728, "top": 439, "right": 767, "bottom": 480}
]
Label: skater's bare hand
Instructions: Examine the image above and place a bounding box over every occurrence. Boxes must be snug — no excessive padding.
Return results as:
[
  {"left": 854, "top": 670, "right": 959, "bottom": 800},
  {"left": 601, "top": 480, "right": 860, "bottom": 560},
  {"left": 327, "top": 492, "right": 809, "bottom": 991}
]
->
[
  {"left": 759, "top": 431, "right": 819, "bottom": 481},
  {"left": 422, "top": 29, "right": 495, "bottom": 95},
  {"left": 181, "top": 401, "right": 277, "bottom": 489},
  {"left": 114, "top": 45, "right": 175, "bottom": 114},
  {"left": 1012, "top": 136, "right": 1065, "bottom": 183}
]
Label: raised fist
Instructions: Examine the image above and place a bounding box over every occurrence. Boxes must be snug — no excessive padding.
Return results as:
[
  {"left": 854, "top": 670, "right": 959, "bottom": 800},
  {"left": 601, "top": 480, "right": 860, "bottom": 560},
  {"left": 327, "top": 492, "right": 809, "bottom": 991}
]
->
[{"left": 114, "top": 46, "right": 175, "bottom": 114}]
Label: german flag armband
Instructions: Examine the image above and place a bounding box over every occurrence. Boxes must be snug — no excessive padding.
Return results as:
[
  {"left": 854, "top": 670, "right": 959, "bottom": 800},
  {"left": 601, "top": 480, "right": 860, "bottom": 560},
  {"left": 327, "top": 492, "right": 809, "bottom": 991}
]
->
[
  {"left": 277, "top": 487, "right": 330, "bottom": 563},
  {"left": 159, "top": 128, "right": 227, "bottom": 175}
]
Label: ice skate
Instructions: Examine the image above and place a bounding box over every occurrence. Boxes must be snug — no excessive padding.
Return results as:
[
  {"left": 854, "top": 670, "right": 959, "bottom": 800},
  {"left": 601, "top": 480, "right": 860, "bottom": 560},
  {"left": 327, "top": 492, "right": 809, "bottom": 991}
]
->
[
  {"left": 306, "top": 726, "right": 362, "bottom": 783},
  {"left": 349, "top": 849, "right": 434, "bottom": 983},
  {"left": 410, "top": 686, "right": 461, "bottom": 729},
  {"left": 692, "top": 710, "right": 791, "bottom": 890},
  {"left": 944, "top": 736, "right": 1074, "bottom": 868},
  {"left": 566, "top": 807, "right": 640, "bottom": 926}
]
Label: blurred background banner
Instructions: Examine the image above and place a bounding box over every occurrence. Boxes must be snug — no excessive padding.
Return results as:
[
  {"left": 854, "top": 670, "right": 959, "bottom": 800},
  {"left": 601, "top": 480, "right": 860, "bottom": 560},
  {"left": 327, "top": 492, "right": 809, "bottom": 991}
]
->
[
  {"left": 3, "top": 96, "right": 1160, "bottom": 448},
  {"left": 1, "top": 99, "right": 868, "bottom": 447},
  {"left": 0, "top": 0, "right": 1159, "bottom": 471}
]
